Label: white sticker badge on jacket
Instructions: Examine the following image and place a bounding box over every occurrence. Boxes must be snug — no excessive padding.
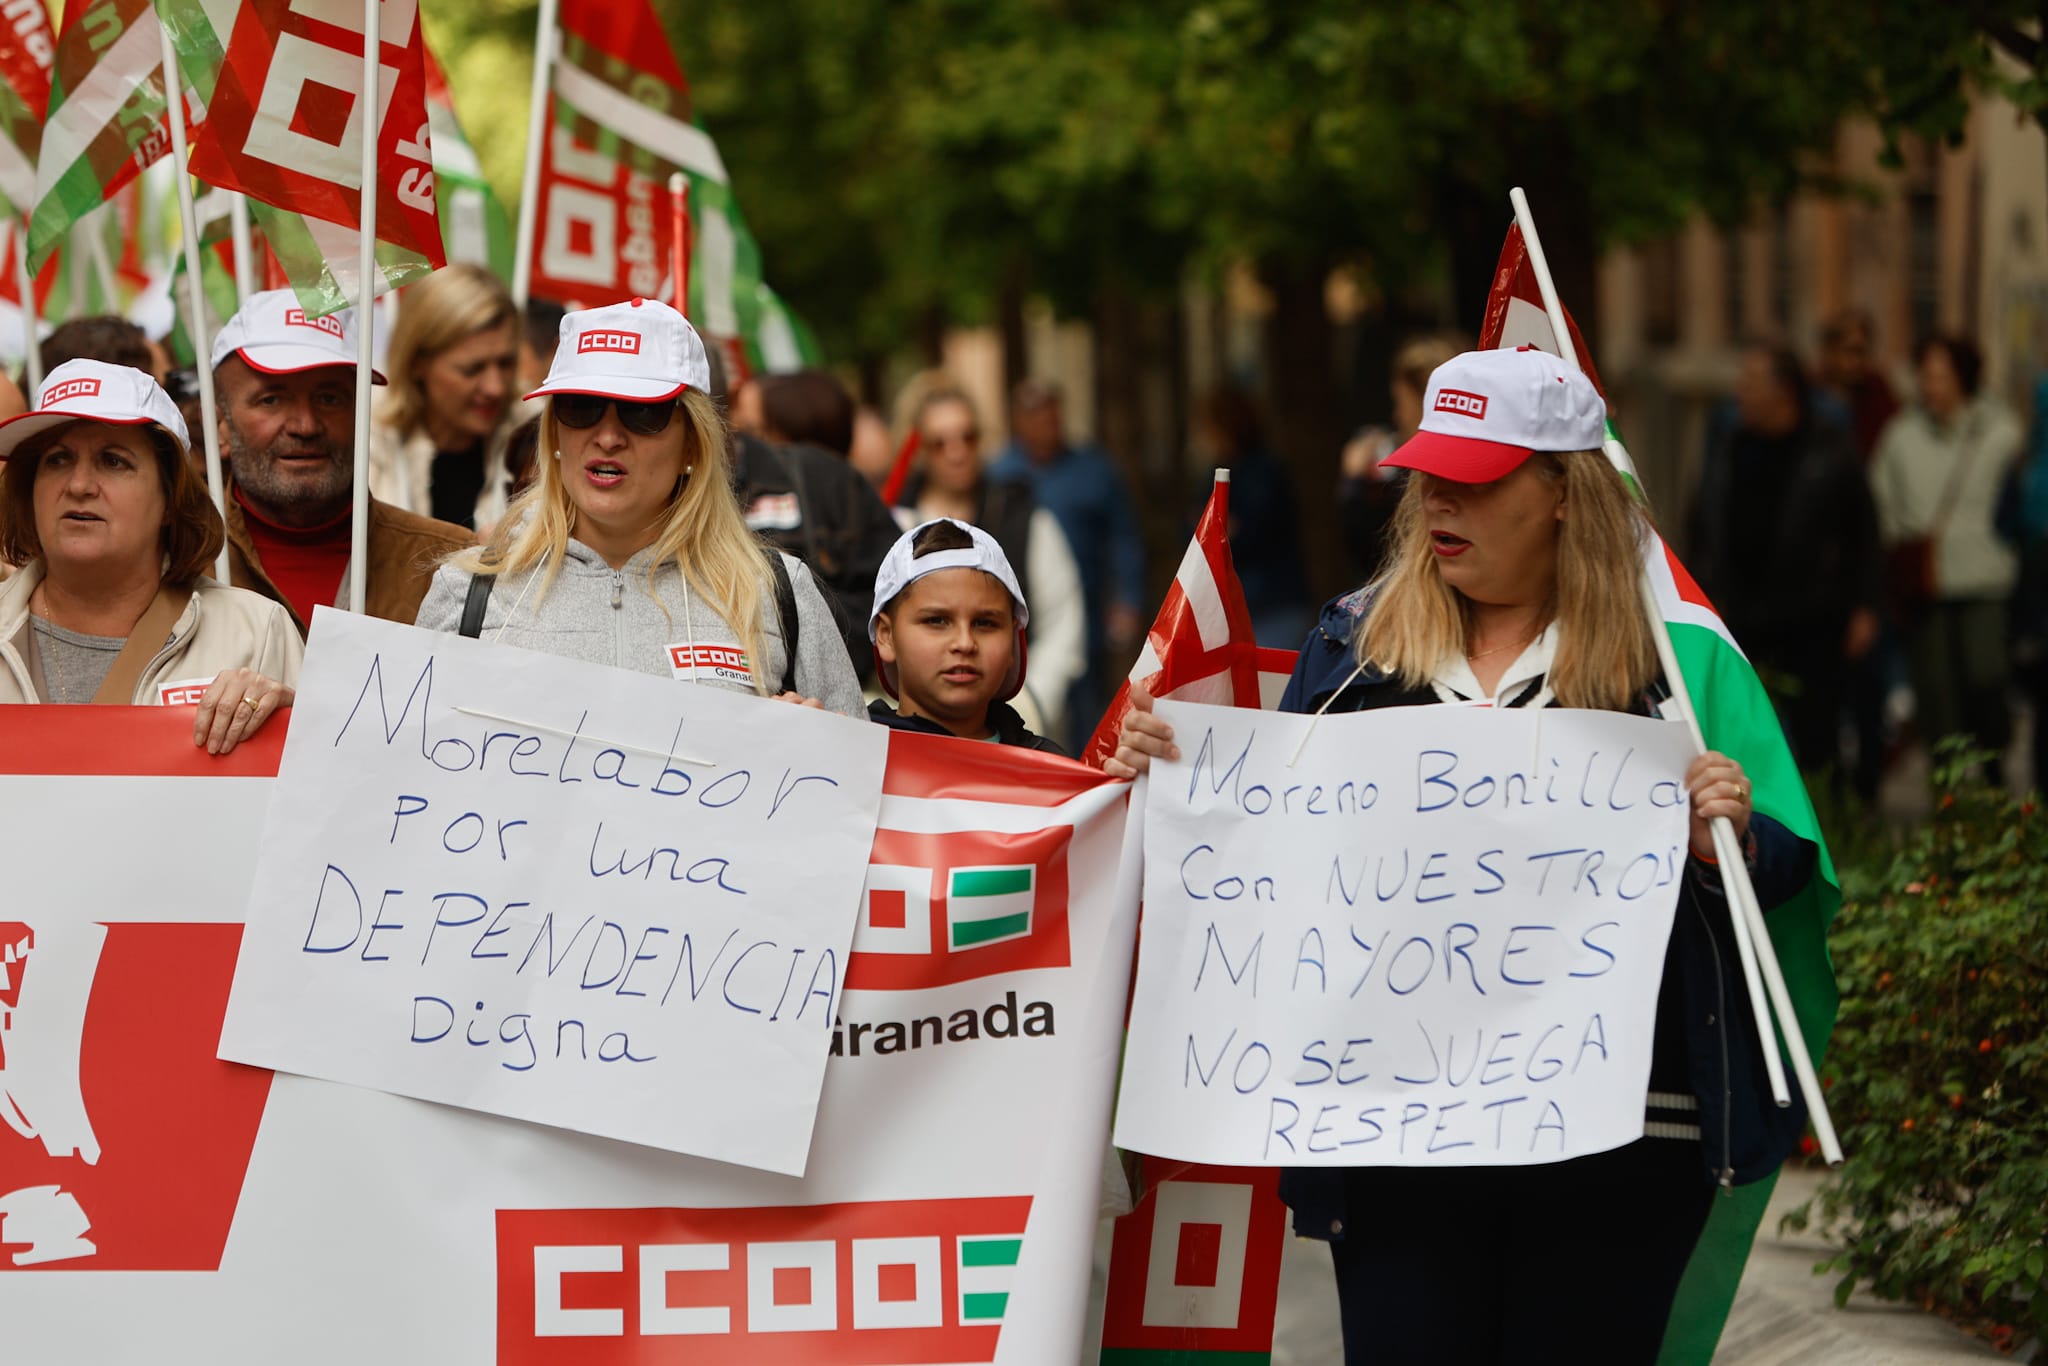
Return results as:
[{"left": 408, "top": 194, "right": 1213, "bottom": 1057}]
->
[
  {"left": 668, "top": 642, "right": 753, "bottom": 686},
  {"left": 156, "top": 675, "right": 219, "bottom": 706},
  {"left": 744, "top": 492, "right": 801, "bottom": 531}
]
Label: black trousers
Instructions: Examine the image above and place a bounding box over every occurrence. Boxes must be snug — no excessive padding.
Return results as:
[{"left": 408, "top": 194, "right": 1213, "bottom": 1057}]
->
[{"left": 1326, "top": 1139, "right": 1716, "bottom": 1366}]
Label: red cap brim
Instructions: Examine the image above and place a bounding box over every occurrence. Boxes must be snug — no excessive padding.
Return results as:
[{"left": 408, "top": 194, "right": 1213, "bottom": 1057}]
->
[{"left": 1380, "top": 429, "right": 1533, "bottom": 483}]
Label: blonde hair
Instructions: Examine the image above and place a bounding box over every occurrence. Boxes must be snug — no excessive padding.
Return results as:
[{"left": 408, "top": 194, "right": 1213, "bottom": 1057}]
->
[
  {"left": 452, "top": 388, "right": 773, "bottom": 694},
  {"left": 1358, "top": 451, "right": 1659, "bottom": 711},
  {"left": 382, "top": 264, "right": 516, "bottom": 436}
]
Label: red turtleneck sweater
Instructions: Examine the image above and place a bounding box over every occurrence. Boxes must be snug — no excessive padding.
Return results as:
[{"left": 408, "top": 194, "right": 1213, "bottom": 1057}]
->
[{"left": 236, "top": 487, "right": 350, "bottom": 627}]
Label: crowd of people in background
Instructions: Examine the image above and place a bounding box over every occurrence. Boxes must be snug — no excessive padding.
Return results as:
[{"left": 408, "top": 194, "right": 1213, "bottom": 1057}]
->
[{"left": 4, "top": 279, "right": 2044, "bottom": 792}]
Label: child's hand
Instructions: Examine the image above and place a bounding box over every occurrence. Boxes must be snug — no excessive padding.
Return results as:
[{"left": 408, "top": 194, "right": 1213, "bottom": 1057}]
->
[{"left": 1103, "top": 682, "right": 1177, "bottom": 779}]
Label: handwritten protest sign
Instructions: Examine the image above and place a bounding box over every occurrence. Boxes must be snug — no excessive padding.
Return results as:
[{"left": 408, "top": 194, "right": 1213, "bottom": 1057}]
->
[
  {"left": 217, "top": 611, "right": 886, "bottom": 1175},
  {"left": 1114, "top": 699, "right": 1696, "bottom": 1168}
]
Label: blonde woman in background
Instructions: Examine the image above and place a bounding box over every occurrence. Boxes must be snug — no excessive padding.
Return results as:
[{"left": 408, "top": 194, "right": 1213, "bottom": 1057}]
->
[{"left": 367, "top": 263, "right": 530, "bottom": 533}]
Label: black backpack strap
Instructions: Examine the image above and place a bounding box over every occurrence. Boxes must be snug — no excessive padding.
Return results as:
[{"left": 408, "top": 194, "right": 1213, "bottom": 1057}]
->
[
  {"left": 458, "top": 572, "right": 495, "bottom": 639},
  {"left": 765, "top": 549, "right": 799, "bottom": 694}
]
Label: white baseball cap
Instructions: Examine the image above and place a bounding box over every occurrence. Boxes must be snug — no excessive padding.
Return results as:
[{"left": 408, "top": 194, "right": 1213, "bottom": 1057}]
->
[
  {"left": 524, "top": 298, "right": 710, "bottom": 403},
  {"left": 0, "top": 359, "right": 191, "bottom": 461},
  {"left": 1382, "top": 346, "right": 1606, "bottom": 483},
  {"left": 869, "top": 517, "right": 1030, "bottom": 701},
  {"left": 210, "top": 288, "right": 387, "bottom": 383}
]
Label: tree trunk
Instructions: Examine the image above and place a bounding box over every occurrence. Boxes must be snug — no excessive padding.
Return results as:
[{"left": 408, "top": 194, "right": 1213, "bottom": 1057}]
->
[{"left": 998, "top": 259, "right": 1030, "bottom": 396}]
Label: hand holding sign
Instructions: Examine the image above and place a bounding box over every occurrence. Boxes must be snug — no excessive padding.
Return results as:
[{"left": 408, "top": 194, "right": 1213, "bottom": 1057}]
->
[{"left": 1114, "top": 700, "right": 1696, "bottom": 1168}]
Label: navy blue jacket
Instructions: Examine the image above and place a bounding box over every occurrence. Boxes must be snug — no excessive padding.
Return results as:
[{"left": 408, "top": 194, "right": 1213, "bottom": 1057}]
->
[
  {"left": 866, "top": 698, "right": 1068, "bottom": 755},
  {"left": 1275, "top": 590, "right": 1816, "bottom": 1241}
]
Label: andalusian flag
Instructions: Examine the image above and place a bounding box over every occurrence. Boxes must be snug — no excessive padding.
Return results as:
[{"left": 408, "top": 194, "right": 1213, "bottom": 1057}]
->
[
  {"left": 947, "top": 867, "right": 1037, "bottom": 949},
  {"left": 422, "top": 45, "right": 513, "bottom": 279},
  {"left": 0, "top": 0, "right": 53, "bottom": 220},
  {"left": 1480, "top": 223, "right": 1842, "bottom": 1366},
  {"left": 27, "top": 0, "right": 181, "bottom": 271}
]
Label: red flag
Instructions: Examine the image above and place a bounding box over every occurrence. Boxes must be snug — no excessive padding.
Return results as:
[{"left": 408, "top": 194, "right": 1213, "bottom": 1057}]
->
[
  {"left": 1091, "top": 473, "right": 1296, "bottom": 1360},
  {"left": 1477, "top": 224, "right": 1604, "bottom": 396},
  {"left": 525, "top": 0, "right": 700, "bottom": 307},
  {"left": 186, "top": 0, "right": 444, "bottom": 266},
  {"left": 1080, "top": 474, "right": 1296, "bottom": 769}
]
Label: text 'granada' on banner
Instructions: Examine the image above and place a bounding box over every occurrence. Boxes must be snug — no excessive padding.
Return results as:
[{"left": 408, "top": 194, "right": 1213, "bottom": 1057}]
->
[
  {"left": 1114, "top": 699, "right": 1696, "bottom": 1169},
  {"left": 215, "top": 609, "right": 887, "bottom": 1175}
]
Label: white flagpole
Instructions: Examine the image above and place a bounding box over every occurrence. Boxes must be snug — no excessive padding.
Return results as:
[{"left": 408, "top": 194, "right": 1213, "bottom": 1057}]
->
[
  {"left": 157, "top": 21, "right": 231, "bottom": 583},
  {"left": 349, "top": 0, "right": 382, "bottom": 617},
  {"left": 228, "top": 193, "right": 255, "bottom": 305},
  {"left": 1507, "top": 186, "right": 1841, "bottom": 1165},
  {"left": 14, "top": 219, "right": 41, "bottom": 394},
  {"left": 510, "top": 0, "right": 561, "bottom": 311}
]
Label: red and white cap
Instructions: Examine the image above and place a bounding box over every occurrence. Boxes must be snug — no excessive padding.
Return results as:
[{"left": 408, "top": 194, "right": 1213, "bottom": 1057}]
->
[
  {"left": 869, "top": 517, "right": 1030, "bottom": 702},
  {"left": 0, "top": 359, "right": 191, "bottom": 461},
  {"left": 1382, "top": 346, "right": 1606, "bottom": 483},
  {"left": 210, "top": 288, "right": 387, "bottom": 383},
  {"left": 524, "top": 298, "right": 710, "bottom": 403}
]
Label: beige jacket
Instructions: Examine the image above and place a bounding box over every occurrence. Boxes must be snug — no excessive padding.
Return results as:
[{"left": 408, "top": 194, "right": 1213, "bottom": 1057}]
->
[
  {"left": 1871, "top": 397, "right": 2023, "bottom": 598},
  {"left": 0, "top": 563, "right": 305, "bottom": 705},
  {"left": 366, "top": 392, "right": 539, "bottom": 533}
]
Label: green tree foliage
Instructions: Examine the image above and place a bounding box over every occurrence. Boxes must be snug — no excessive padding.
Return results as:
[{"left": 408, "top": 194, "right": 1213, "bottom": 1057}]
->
[{"left": 424, "top": 0, "right": 1892, "bottom": 363}]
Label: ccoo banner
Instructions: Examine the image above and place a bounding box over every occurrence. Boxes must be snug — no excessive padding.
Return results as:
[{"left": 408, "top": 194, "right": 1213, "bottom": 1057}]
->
[{"left": 0, "top": 709, "right": 1139, "bottom": 1364}]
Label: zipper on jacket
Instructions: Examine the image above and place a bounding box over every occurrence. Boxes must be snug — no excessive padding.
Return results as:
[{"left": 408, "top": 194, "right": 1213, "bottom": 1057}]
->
[
  {"left": 1692, "top": 894, "right": 1738, "bottom": 1188},
  {"left": 610, "top": 572, "right": 624, "bottom": 609}
]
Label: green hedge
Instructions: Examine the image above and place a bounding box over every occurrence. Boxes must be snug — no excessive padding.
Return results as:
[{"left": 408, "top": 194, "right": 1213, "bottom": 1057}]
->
[{"left": 1786, "top": 745, "right": 2048, "bottom": 1358}]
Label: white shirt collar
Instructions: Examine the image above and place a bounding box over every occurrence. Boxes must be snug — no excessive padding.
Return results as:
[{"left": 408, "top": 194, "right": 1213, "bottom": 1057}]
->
[{"left": 1429, "top": 622, "right": 1558, "bottom": 707}]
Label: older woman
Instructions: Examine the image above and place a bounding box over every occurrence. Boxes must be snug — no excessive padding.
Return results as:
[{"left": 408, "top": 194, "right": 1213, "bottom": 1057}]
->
[
  {"left": 368, "top": 263, "right": 527, "bottom": 532},
  {"left": 899, "top": 385, "right": 1084, "bottom": 738},
  {"left": 414, "top": 299, "right": 864, "bottom": 716},
  {"left": 1109, "top": 348, "right": 1818, "bottom": 1366},
  {"left": 0, "top": 360, "right": 301, "bottom": 753}
]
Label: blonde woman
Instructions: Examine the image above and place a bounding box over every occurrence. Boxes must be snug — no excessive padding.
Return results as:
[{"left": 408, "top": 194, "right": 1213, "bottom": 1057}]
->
[
  {"left": 367, "top": 263, "right": 529, "bottom": 531},
  {"left": 413, "top": 299, "right": 863, "bottom": 716},
  {"left": 1108, "top": 348, "right": 1820, "bottom": 1366}
]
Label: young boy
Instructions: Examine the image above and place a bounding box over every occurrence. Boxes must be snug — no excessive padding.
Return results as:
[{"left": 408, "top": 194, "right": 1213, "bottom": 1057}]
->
[{"left": 867, "top": 518, "right": 1066, "bottom": 754}]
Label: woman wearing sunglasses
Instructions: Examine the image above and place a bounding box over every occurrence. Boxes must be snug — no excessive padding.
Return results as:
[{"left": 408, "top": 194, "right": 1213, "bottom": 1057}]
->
[{"left": 414, "top": 299, "right": 865, "bottom": 716}]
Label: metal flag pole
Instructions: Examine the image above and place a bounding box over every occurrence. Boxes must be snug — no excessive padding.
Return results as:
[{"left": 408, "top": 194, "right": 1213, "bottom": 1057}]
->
[
  {"left": 14, "top": 220, "right": 41, "bottom": 394},
  {"left": 157, "top": 22, "right": 232, "bottom": 583},
  {"left": 510, "top": 0, "right": 562, "bottom": 312},
  {"left": 349, "top": 0, "right": 383, "bottom": 617},
  {"left": 228, "top": 193, "right": 255, "bottom": 305},
  {"left": 1507, "top": 186, "right": 1841, "bottom": 1164}
]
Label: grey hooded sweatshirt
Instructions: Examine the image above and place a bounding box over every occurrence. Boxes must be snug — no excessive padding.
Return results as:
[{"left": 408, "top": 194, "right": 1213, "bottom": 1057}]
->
[{"left": 414, "top": 539, "right": 865, "bottom": 717}]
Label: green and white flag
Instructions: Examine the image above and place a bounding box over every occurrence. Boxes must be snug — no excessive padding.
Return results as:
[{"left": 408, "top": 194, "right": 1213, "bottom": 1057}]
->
[
  {"left": 948, "top": 867, "right": 1038, "bottom": 950},
  {"left": 422, "top": 45, "right": 512, "bottom": 279},
  {"left": 27, "top": 0, "right": 177, "bottom": 272}
]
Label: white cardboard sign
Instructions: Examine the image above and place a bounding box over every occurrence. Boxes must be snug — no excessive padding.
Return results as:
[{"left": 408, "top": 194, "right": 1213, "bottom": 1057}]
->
[
  {"left": 1114, "top": 699, "right": 1695, "bottom": 1167},
  {"left": 217, "top": 610, "right": 887, "bottom": 1175}
]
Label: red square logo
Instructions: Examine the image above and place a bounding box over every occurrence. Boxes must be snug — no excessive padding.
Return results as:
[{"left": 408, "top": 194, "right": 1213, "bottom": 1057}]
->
[
  {"left": 877, "top": 1261, "right": 919, "bottom": 1303},
  {"left": 772, "top": 1264, "right": 811, "bottom": 1307},
  {"left": 867, "top": 889, "right": 907, "bottom": 931},
  {"left": 1173, "top": 1221, "right": 1224, "bottom": 1288},
  {"left": 288, "top": 81, "right": 354, "bottom": 147}
]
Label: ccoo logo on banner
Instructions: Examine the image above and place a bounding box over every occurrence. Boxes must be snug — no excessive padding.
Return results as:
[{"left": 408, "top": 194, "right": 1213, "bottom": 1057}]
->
[{"left": 0, "top": 714, "right": 1138, "bottom": 1365}]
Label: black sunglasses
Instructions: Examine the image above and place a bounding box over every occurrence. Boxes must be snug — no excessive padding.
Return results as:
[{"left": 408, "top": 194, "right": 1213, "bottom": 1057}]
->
[{"left": 553, "top": 393, "right": 678, "bottom": 436}]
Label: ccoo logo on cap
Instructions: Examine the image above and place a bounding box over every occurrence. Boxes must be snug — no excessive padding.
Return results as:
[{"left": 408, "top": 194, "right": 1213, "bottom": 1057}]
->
[{"left": 1382, "top": 346, "right": 1606, "bottom": 483}]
